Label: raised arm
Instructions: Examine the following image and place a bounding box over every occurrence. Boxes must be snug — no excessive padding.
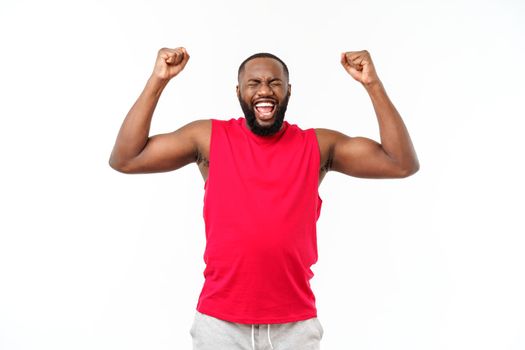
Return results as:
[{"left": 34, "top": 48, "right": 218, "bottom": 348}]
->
[
  {"left": 317, "top": 50, "right": 419, "bottom": 179},
  {"left": 109, "top": 47, "right": 209, "bottom": 174}
]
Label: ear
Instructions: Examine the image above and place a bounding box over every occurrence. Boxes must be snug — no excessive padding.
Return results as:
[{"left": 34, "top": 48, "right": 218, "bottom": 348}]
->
[
  {"left": 236, "top": 85, "right": 240, "bottom": 98},
  {"left": 287, "top": 83, "right": 292, "bottom": 97}
]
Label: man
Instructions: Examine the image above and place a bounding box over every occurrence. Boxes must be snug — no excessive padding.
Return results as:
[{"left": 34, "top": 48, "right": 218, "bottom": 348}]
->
[{"left": 109, "top": 47, "right": 419, "bottom": 350}]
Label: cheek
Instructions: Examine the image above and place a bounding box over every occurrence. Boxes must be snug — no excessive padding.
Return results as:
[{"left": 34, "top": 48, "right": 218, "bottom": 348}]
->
[
  {"left": 237, "top": 93, "right": 251, "bottom": 108},
  {"left": 239, "top": 90, "right": 254, "bottom": 103}
]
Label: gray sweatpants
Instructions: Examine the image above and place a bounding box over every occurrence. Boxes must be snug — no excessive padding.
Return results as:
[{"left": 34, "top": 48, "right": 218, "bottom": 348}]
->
[{"left": 190, "top": 310, "right": 324, "bottom": 350}]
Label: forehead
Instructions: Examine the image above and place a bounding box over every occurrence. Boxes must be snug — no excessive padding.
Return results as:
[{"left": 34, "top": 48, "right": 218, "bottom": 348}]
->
[{"left": 239, "top": 57, "right": 286, "bottom": 81}]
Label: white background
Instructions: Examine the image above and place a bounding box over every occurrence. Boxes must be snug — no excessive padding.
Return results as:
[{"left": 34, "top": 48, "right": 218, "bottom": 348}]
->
[{"left": 1, "top": 0, "right": 524, "bottom": 349}]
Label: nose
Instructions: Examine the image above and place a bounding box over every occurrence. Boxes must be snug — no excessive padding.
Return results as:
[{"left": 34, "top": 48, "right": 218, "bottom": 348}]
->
[{"left": 256, "top": 82, "right": 273, "bottom": 97}]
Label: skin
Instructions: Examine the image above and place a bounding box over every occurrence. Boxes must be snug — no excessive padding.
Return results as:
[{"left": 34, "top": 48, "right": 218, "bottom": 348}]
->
[
  {"left": 237, "top": 57, "right": 290, "bottom": 136},
  {"left": 109, "top": 47, "right": 419, "bottom": 186}
]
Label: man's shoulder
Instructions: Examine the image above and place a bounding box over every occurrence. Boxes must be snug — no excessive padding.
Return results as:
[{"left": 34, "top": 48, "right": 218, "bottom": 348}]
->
[
  {"left": 210, "top": 117, "right": 244, "bottom": 127},
  {"left": 313, "top": 127, "right": 347, "bottom": 141},
  {"left": 181, "top": 119, "right": 212, "bottom": 149},
  {"left": 185, "top": 119, "right": 212, "bottom": 133}
]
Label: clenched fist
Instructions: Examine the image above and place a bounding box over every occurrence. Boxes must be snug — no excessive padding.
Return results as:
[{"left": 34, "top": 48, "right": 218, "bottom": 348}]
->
[
  {"left": 341, "top": 50, "right": 379, "bottom": 86},
  {"left": 152, "top": 47, "right": 190, "bottom": 81}
]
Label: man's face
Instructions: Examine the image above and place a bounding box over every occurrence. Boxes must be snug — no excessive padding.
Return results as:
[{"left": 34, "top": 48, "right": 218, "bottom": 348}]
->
[{"left": 237, "top": 57, "right": 291, "bottom": 136}]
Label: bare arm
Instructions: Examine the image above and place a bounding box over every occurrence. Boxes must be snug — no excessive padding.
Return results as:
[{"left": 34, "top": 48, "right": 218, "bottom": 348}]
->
[
  {"left": 320, "top": 51, "right": 419, "bottom": 179},
  {"left": 109, "top": 47, "right": 204, "bottom": 174}
]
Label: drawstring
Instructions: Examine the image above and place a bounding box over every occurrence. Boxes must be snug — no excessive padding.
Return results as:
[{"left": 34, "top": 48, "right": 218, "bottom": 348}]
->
[
  {"left": 267, "top": 324, "right": 274, "bottom": 349},
  {"left": 251, "top": 324, "right": 274, "bottom": 350},
  {"left": 251, "top": 325, "right": 255, "bottom": 350}
]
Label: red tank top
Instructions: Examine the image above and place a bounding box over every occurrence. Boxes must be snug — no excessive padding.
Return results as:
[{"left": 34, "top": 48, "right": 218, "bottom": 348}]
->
[{"left": 196, "top": 117, "right": 323, "bottom": 324}]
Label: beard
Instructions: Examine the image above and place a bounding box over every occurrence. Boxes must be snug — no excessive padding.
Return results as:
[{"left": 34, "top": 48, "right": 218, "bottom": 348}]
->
[{"left": 238, "top": 94, "right": 290, "bottom": 136}]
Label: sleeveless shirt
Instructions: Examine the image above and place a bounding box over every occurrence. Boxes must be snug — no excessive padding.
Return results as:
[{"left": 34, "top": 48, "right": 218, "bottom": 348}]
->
[{"left": 196, "top": 117, "right": 323, "bottom": 324}]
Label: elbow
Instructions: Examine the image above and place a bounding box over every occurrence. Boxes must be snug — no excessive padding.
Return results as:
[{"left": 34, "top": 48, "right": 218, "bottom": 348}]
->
[
  {"left": 108, "top": 157, "right": 133, "bottom": 174},
  {"left": 397, "top": 160, "right": 420, "bottom": 178},
  {"left": 108, "top": 147, "right": 138, "bottom": 173},
  {"left": 108, "top": 158, "right": 123, "bottom": 173}
]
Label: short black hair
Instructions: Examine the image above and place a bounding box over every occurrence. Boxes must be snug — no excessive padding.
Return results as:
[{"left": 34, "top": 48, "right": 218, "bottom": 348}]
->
[{"left": 237, "top": 53, "right": 289, "bottom": 81}]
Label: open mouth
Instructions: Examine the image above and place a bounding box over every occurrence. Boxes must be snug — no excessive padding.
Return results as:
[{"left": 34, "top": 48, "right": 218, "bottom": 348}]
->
[{"left": 254, "top": 100, "right": 277, "bottom": 121}]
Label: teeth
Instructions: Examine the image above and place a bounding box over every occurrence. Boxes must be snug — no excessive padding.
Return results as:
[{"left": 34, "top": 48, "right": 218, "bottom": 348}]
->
[{"left": 255, "top": 102, "right": 275, "bottom": 107}]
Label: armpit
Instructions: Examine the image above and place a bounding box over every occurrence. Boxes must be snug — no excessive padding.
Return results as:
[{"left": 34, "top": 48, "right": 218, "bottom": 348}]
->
[
  {"left": 196, "top": 152, "right": 209, "bottom": 167},
  {"left": 321, "top": 152, "right": 333, "bottom": 173}
]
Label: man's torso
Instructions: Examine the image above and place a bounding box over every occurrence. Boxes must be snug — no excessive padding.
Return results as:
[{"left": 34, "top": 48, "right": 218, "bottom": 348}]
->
[{"left": 193, "top": 119, "right": 332, "bottom": 185}]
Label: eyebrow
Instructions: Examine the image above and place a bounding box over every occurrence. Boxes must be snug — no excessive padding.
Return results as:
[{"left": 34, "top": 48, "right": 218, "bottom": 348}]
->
[{"left": 246, "top": 78, "right": 283, "bottom": 83}]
